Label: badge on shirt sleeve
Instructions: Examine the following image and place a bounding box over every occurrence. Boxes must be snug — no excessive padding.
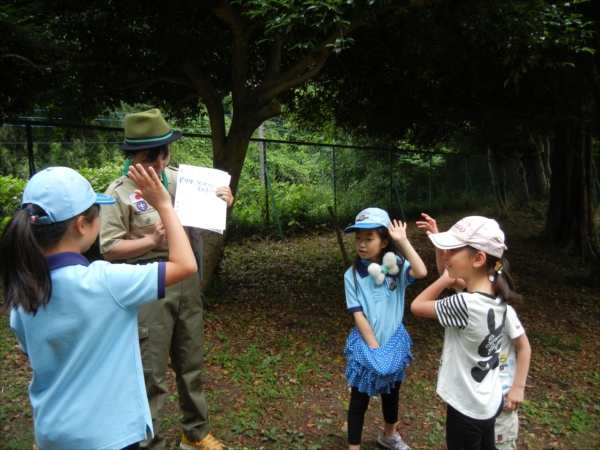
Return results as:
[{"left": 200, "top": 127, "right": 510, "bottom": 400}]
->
[{"left": 129, "top": 193, "right": 148, "bottom": 211}]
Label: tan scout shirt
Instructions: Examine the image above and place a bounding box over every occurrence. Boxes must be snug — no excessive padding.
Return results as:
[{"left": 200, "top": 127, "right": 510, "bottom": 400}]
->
[{"left": 99, "top": 166, "right": 179, "bottom": 263}]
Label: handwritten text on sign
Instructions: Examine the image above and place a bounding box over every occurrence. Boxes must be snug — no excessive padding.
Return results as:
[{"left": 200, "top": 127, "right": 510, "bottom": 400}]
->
[{"left": 174, "top": 164, "right": 231, "bottom": 233}]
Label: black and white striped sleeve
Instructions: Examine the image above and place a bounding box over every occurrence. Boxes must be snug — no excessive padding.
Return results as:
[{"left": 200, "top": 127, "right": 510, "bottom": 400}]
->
[{"left": 435, "top": 294, "right": 469, "bottom": 329}]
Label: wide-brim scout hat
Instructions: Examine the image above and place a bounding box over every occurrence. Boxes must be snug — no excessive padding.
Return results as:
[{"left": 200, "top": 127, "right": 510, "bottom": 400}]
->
[
  {"left": 428, "top": 216, "right": 507, "bottom": 258},
  {"left": 119, "top": 108, "right": 182, "bottom": 151},
  {"left": 22, "top": 167, "right": 115, "bottom": 225},
  {"left": 344, "top": 207, "right": 391, "bottom": 233}
]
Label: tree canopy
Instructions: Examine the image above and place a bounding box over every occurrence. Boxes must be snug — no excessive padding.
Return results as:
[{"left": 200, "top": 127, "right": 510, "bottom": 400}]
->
[{"left": 1, "top": 0, "right": 598, "bottom": 266}]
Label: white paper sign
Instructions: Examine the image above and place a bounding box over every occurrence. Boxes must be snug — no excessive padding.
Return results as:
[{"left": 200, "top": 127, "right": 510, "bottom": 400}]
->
[{"left": 174, "top": 164, "right": 231, "bottom": 233}]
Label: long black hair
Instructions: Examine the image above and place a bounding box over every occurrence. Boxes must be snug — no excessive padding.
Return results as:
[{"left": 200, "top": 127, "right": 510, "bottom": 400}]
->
[{"left": 0, "top": 204, "right": 99, "bottom": 315}]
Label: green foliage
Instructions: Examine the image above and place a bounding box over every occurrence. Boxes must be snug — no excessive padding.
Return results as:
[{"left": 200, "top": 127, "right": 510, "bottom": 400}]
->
[
  {"left": 0, "top": 117, "right": 124, "bottom": 178},
  {"left": 0, "top": 175, "right": 27, "bottom": 233},
  {"left": 238, "top": 0, "right": 362, "bottom": 52},
  {"left": 501, "top": 0, "right": 596, "bottom": 86},
  {"left": 170, "top": 136, "right": 213, "bottom": 169},
  {"left": 78, "top": 164, "right": 122, "bottom": 193}
]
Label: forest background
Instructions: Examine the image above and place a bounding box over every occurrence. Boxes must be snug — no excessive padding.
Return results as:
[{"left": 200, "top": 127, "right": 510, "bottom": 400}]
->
[{"left": 1, "top": 0, "right": 599, "bottom": 448}]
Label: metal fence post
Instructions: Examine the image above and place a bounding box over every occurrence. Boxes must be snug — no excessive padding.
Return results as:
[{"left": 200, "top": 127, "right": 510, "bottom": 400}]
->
[
  {"left": 389, "top": 151, "right": 393, "bottom": 212},
  {"left": 429, "top": 153, "right": 432, "bottom": 208},
  {"left": 332, "top": 147, "right": 337, "bottom": 212},
  {"left": 264, "top": 141, "right": 269, "bottom": 224},
  {"left": 26, "top": 122, "right": 36, "bottom": 177},
  {"left": 465, "top": 156, "right": 468, "bottom": 206},
  {"left": 264, "top": 165, "right": 285, "bottom": 242}
]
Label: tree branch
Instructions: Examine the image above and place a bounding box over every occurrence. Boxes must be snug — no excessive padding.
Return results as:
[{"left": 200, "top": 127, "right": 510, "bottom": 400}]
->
[
  {"left": 0, "top": 54, "right": 69, "bottom": 69},
  {"left": 179, "top": 61, "right": 227, "bottom": 148},
  {"left": 471, "top": 101, "right": 592, "bottom": 124},
  {"left": 210, "top": 1, "right": 255, "bottom": 111},
  {"left": 253, "top": 0, "right": 437, "bottom": 106},
  {"left": 263, "top": 33, "right": 282, "bottom": 83},
  {"left": 159, "top": 75, "right": 196, "bottom": 90}
]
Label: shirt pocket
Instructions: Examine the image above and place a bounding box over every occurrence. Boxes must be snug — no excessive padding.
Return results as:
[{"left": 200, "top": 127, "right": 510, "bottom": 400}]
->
[{"left": 131, "top": 210, "right": 159, "bottom": 230}]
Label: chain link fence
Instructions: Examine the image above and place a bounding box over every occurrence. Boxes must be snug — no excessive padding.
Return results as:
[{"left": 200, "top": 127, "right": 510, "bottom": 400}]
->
[{"left": 1, "top": 119, "right": 556, "bottom": 237}]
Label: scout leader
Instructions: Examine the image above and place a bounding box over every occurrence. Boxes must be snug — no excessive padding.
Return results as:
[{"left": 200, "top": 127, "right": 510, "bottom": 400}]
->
[{"left": 99, "top": 109, "right": 233, "bottom": 450}]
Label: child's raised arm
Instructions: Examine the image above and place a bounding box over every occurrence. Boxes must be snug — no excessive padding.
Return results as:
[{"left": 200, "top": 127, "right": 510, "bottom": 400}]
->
[
  {"left": 416, "top": 213, "right": 466, "bottom": 292},
  {"left": 388, "top": 219, "right": 427, "bottom": 279},
  {"left": 128, "top": 164, "right": 197, "bottom": 286},
  {"left": 416, "top": 213, "right": 445, "bottom": 276},
  {"left": 505, "top": 333, "right": 531, "bottom": 411},
  {"left": 411, "top": 270, "right": 455, "bottom": 318}
]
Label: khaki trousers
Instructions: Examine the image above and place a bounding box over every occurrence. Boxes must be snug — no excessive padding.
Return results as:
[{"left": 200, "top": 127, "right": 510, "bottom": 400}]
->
[
  {"left": 495, "top": 408, "right": 519, "bottom": 450},
  {"left": 138, "top": 274, "right": 208, "bottom": 449}
]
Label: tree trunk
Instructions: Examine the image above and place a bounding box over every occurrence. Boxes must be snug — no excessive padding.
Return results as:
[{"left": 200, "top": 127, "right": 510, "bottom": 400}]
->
[
  {"left": 502, "top": 152, "right": 530, "bottom": 211},
  {"left": 200, "top": 118, "right": 254, "bottom": 292},
  {"left": 542, "top": 133, "right": 552, "bottom": 180},
  {"left": 487, "top": 147, "right": 509, "bottom": 219},
  {"left": 529, "top": 134, "right": 550, "bottom": 196},
  {"left": 543, "top": 120, "right": 597, "bottom": 257},
  {"left": 200, "top": 230, "right": 226, "bottom": 293}
]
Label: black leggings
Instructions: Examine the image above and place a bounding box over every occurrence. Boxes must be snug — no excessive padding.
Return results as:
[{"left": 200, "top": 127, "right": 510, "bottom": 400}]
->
[
  {"left": 445, "top": 401, "right": 503, "bottom": 450},
  {"left": 121, "top": 443, "right": 140, "bottom": 450},
  {"left": 347, "top": 381, "right": 401, "bottom": 445}
]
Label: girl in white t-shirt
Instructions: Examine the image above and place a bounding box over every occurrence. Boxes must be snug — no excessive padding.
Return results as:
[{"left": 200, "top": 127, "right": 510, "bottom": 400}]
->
[
  {"left": 411, "top": 216, "right": 524, "bottom": 450},
  {"left": 417, "top": 214, "right": 531, "bottom": 450}
]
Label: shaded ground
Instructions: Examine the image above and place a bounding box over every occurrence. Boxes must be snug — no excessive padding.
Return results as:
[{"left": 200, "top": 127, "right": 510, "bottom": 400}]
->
[{"left": 1, "top": 208, "right": 599, "bottom": 449}]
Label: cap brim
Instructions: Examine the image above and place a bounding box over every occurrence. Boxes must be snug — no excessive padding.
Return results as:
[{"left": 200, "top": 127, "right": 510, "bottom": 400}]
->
[
  {"left": 428, "top": 232, "right": 467, "bottom": 250},
  {"left": 95, "top": 193, "right": 116, "bottom": 205},
  {"left": 343, "top": 223, "right": 385, "bottom": 233},
  {"left": 118, "top": 131, "right": 183, "bottom": 151}
]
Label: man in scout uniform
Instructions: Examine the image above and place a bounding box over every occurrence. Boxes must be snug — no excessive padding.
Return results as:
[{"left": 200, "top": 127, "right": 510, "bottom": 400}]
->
[{"left": 99, "top": 109, "right": 233, "bottom": 450}]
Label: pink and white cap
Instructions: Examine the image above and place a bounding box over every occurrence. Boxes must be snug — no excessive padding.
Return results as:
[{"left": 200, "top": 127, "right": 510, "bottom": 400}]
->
[{"left": 428, "top": 216, "right": 507, "bottom": 258}]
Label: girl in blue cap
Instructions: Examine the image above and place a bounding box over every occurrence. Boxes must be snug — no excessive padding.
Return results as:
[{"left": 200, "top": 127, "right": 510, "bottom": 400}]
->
[
  {"left": 0, "top": 165, "right": 197, "bottom": 450},
  {"left": 343, "top": 207, "right": 427, "bottom": 450}
]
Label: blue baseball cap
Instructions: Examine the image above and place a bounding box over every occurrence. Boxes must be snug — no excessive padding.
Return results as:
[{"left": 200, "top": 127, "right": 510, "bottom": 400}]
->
[
  {"left": 22, "top": 167, "right": 116, "bottom": 225},
  {"left": 344, "top": 207, "right": 391, "bottom": 233}
]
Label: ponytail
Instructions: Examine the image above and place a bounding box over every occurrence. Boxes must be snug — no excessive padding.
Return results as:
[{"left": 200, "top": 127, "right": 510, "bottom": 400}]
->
[
  {"left": 0, "top": 204, "right": 98, "bottom": 315},
  {"left": 486, "top": 255, "right": 522, "bottom": 305}
]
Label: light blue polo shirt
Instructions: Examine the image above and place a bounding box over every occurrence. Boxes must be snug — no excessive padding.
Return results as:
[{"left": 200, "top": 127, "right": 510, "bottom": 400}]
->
[
  {"left": 10, "top": 252, "right": 166, "bottom": 449},
  {"left": 344, "top": 256, "right": 416, "bottom": 347}
]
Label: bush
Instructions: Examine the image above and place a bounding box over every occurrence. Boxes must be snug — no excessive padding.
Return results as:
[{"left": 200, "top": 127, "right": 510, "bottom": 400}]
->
[
  {"left": 0, "top": 175, "right": 27, "bottom": 234},
  {"left": 78, "top": 164, "right": 122, "bottom": 192},
  {"left": 0, "top": 175, "right": 27, "bottom": 218}
]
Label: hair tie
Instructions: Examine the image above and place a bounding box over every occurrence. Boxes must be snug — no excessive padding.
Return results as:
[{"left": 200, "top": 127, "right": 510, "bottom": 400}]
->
[
  {"left": 494, "top": 261, "right": 504, "bottom": 274},
  {"left": 23, "top": 207, "right": 39, "bottom": 224}
]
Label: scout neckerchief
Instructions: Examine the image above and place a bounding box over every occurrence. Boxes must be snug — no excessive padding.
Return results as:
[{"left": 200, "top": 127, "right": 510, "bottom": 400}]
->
[{"left": 122, "top": 157, "right": 169, "bottom": 190}]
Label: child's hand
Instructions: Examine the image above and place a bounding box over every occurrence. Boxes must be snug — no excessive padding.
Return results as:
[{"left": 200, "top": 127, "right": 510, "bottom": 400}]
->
[
  {"left": 416, "top": 213, "right": 439, "bottom": 235},
  {"left": 151, "top": 219, "right": 167, "bottom": 246},
  {"left": 505, "top": 386, "right": 524, "bottom": 411},
  {"left": 216, "top": 186, "right": 234, "bottom": 207},
  {"left": 128, "top": 164, "right": 172, "bottom": 211},
  {"left": 388, "top": 219, "right": 408, "bottom": 244},
  {"left": 440, "top": 269, "right": 456, "bottom": 287}
]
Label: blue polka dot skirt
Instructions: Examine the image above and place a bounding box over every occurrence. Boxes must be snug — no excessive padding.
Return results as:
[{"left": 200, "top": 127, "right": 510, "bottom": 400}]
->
[{"left": 344, "top": 323, "right": 413, "bottom": 397}]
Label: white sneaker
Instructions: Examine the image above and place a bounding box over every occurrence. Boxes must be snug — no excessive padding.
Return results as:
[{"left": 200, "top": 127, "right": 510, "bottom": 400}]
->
[{"left": 377, "top": 427, "right": 412, "bottom": 450}]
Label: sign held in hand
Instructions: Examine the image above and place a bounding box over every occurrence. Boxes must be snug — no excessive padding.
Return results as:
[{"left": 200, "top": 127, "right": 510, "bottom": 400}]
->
[{"left": 174, "top": 164, "right": 231, "bottom": 234}]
